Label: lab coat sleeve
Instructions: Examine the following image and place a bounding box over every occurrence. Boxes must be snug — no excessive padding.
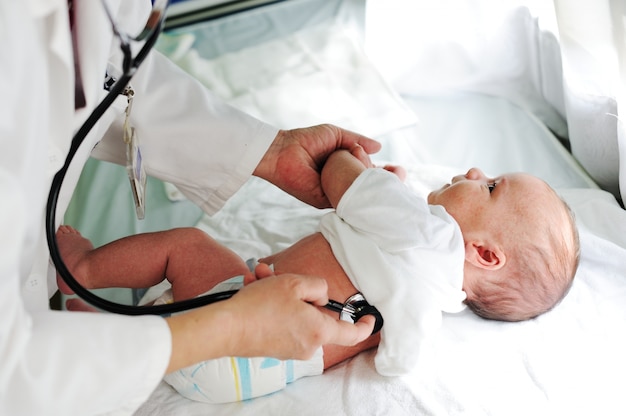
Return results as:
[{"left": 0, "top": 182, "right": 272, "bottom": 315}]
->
[
  {"left": 1, "top": 81, "right": 171, "bottom": 416},
  {"left": 3, "top": 307, "right": 171, "bottom": 416},
  {"left": 1, "top": 110, "right": 172, "bottom": 416},
  {"left": 91, "top": 49, "right": 280, "bottom": 215}
]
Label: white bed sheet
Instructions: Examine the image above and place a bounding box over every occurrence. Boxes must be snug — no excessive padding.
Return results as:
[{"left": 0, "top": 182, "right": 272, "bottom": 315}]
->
[
  {"left": 136, "top": 21, "right": 626, "bottom": 416},
  {"left": 137, "top": 179, "right": 626, "bottom": 416}
]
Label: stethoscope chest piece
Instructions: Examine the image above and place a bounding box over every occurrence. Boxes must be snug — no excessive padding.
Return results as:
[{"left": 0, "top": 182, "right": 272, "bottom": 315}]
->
[{"left": 337, "top": 293, "right": 384, "bottom": 335}]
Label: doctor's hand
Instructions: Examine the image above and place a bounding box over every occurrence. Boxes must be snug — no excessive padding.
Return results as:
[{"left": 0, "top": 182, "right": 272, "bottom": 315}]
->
[
  {"left": 231, "top": 273, "right": 375, "bottom": 359},
  {"left": 253, "top": 124, "right": 381, "bottom": 208},
  {"left": 165, "top": 273, "right": 374, "bottom": 373}
]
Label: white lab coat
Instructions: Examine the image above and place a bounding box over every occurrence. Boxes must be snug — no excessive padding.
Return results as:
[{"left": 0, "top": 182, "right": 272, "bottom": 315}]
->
[{"left": 0, "top": 0, "right": 278, "bottom": 415}]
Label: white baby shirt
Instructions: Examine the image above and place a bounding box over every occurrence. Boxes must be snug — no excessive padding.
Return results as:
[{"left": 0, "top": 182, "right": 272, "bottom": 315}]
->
[{"left": 319, "top": 168, "right": 466, "bottom": 376}]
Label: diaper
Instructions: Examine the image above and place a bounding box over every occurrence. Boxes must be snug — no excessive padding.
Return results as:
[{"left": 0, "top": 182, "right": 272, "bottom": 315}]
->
[
  {"left": 161, "top": 261, "right": 324, "bottom": 403},
  {"left": 152, "top": 275, "right": 244, "bottom": 306},
  {"left": 164, "top": 347, "right": 324, "bottom": 403}
]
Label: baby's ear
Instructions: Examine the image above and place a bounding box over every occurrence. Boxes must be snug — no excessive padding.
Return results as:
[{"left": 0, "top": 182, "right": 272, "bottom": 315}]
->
[{"left": 465, "top": 241, "right": 506, "bottom": 271}]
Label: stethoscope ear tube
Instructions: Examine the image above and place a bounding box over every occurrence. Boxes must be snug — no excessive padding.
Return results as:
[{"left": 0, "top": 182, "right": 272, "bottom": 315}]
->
[
  {"left": 45, "top": 72, "right": 241, "bottom": 315},
  {"left": 44, "top": 8, "right": 239, "bottom": 315}
]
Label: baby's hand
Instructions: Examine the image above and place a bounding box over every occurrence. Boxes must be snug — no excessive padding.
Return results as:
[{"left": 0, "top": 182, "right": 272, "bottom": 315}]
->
[
  {"left": 243, "top": 262, "right": 275, "bottom": 285},
  {"left": 381, "top": 164, "right": 407, "bottom": 182},
  {"left": 349, "top": 144, "right": 406, "bottom": 181}
]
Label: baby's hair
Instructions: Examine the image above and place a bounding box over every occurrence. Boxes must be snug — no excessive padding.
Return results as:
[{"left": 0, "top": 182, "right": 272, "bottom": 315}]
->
[{"left": 466, "top": 195, "right": 580, "bottom": 322}]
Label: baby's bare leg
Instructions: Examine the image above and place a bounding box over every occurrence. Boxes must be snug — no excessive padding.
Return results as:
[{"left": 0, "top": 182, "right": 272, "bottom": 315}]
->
[
  {"left": 55, "top": 226, "right": 248, "bottom": 300},
  {"left": 161, "top": 228, "right": 249, "bottom": 300}
]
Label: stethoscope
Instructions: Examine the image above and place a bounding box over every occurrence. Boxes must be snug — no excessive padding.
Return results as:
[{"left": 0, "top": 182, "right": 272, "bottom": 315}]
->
[{"left": 46, "top": 0, "right": 383, "bottom": 335}]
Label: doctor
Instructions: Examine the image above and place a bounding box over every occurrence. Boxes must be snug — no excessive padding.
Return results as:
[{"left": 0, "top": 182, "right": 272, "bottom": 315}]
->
[{"left": 0, "top": 1, "right": 378, "bottom": 415}]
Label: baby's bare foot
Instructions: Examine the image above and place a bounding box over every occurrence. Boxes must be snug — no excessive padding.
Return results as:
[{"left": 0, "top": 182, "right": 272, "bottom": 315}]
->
[{"left": 55, "top": 225, "right": 94, "bottom": 294}]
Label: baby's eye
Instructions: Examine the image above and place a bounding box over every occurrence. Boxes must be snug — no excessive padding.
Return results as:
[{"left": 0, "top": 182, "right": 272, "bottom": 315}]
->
[{"left": 488, "top": 182, "right": 496, "bottom": 194}]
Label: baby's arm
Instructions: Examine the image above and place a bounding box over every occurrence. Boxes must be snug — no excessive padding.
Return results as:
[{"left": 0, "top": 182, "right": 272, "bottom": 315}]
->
[
  {"left": 321, "top": 147, "right": 370, "bottom": 208},
  {"left": 321, "top": 146, "right": 406, "bottom": 208}
]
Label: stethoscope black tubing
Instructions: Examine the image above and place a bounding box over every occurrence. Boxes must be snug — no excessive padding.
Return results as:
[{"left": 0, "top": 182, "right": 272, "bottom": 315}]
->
[
  {"left": 45, "top": 67, "right": 243, "bottom": 315},
  {"left": 45, "top": 16, "right": 243, "bottom": 315}
]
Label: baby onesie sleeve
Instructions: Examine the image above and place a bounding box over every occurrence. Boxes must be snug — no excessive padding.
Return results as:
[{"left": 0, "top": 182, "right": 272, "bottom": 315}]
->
[{"left": 336, "top": 169, "right": 443, "bottom": 250}]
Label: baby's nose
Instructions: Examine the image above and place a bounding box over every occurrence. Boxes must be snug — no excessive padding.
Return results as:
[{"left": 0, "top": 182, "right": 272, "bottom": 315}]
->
[{"left": 465, "top": 167, "right": 485, "bottom": 180}]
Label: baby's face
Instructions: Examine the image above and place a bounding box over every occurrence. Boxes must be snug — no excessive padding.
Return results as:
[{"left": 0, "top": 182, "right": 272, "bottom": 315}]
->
[{"left": 427, "top": 168, "right": 557, "bottom": 238}]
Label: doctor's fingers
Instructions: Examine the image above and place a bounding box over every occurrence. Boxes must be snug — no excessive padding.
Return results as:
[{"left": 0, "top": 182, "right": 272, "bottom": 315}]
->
[
  {"left": 318, "top": 312, "right": 376, "bottom": 348},
  {"left": 294, "top": 124, "right": 381, "bottom": 162},
  {"left": 227, "top": 275, "right": 336, "bottom": 351},
  {"left": 237, "top": 273, "right": 330, "bottom": 309},
  {"left": 348, "top": 144, "right": 374, "bottom": 168},
  {"left": 269, "top": 308, "right": 375, "bottom": 361},
  {"left": 335, "top": 126, "right": 381, "bottom": 155}
]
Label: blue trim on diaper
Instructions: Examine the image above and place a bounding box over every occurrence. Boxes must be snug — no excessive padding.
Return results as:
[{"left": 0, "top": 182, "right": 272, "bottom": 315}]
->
[
  {"left": 286, "top": 360, "right": 294, "bottom": 384},
  {"left": 192, "top": 383, "right": 210, "bottom": 401},
  {"left": 245, "top": 258, "right": 258, "bottom": 272},
  {"left": 236, "top": 357, "right": 253, "bottom": 400},
  {"left": 260, "top": 357, "right": 280, "bottom": 369},
  {"left": 190, "top": 362, "right": 205, "bottom": 377}
]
